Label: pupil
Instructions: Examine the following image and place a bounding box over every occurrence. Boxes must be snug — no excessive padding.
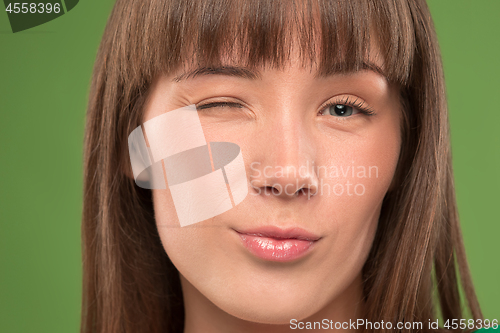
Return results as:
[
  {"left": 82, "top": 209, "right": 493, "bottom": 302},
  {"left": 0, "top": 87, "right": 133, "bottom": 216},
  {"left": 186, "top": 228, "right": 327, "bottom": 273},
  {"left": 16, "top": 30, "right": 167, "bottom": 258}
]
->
[{"left": 329, "top": 104, "right": 352, "bottom": 117}]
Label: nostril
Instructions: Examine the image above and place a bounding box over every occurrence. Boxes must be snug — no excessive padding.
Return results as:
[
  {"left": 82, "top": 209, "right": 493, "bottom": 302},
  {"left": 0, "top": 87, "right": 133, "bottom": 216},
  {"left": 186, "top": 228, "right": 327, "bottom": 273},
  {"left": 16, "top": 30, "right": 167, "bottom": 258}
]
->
[
  {"left": 263, "top": 186, "right": 280, "bottom": 196},
  {"left": 296, "top": 186, "right": 317, "bottom": 197},
  {"left": 265, "top": 185, "right": 317, "bottom": 197}
]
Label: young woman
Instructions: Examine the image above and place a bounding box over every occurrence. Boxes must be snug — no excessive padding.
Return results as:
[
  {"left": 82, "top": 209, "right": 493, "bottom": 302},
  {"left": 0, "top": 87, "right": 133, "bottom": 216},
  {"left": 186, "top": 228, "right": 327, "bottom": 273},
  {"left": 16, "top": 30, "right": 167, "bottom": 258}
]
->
[{"left": 82, "top": 0, "right": 490, "bottom": 332}]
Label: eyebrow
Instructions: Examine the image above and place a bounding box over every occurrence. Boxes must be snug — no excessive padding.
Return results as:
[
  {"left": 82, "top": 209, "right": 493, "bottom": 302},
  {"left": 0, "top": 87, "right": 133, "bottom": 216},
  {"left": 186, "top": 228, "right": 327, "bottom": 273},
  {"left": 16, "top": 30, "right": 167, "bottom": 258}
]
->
[
  {"left": 172, "top": 62, "right": 387, "bottom": 82},
  {"left": 172, "top": 66, "right": 260, "bottom": 82},
  {"left": 315, "top": 62, "right": 387, "bottom": 80}
]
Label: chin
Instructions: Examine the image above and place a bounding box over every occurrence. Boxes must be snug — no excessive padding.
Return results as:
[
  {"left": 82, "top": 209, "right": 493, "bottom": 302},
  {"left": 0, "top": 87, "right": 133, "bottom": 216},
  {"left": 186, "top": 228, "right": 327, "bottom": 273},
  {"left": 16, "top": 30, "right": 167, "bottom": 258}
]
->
[
  {"left": 218, "top": 297, "right": 322, "bottom": 325},
  {"left": 205, "top": 280, "right": 334, "bottom": 325}
]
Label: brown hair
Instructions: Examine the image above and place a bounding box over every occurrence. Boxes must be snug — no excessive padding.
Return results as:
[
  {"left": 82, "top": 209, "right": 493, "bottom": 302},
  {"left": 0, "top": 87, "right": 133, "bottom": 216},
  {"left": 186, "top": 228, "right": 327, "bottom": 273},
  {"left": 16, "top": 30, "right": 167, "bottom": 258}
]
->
[{"left": 82, "top": 0, "right": 483, "bottom": 332}]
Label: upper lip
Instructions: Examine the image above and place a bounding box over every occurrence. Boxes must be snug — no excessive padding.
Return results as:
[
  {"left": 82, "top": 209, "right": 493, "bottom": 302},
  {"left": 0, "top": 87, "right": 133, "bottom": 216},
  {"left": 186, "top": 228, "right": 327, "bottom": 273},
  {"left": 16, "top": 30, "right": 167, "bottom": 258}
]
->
[{"left": 233, "top": 226, "right": 321, "bottom": 241}]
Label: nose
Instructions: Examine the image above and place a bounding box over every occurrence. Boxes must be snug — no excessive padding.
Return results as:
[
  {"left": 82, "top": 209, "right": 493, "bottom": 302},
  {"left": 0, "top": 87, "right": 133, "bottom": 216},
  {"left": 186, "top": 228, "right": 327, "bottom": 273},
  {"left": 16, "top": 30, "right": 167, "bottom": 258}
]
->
[{"left": 249, "top": 109, "right": 319, "bottom": 199}]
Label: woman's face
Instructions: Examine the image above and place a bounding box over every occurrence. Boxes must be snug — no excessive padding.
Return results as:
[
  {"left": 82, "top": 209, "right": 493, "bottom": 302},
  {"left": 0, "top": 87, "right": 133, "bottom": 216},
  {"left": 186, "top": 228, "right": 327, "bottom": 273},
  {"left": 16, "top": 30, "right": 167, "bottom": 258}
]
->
[{"left": 143, "top": 50, "right": 402, "bottom": 324}]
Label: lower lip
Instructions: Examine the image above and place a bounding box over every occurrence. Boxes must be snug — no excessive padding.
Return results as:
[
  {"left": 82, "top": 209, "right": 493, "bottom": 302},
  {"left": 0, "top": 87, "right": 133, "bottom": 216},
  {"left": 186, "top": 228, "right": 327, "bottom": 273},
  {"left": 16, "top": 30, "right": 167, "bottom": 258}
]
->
[{"left": 238, "top": 233, "right": 316, "bottom": 262}]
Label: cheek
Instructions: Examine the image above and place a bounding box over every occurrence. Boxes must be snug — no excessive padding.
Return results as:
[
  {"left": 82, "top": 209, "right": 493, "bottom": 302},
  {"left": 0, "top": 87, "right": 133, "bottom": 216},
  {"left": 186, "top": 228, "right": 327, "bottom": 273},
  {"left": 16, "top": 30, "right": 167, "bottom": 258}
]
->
[
  {"left": 315, "top": 116, "right": 401, "bottom": 258},
  {"left": 152, "top": 188, "right": 180, "bottom": 228},
  {"left": 152, "top": 189, "right": 218, "bottom": 286}
]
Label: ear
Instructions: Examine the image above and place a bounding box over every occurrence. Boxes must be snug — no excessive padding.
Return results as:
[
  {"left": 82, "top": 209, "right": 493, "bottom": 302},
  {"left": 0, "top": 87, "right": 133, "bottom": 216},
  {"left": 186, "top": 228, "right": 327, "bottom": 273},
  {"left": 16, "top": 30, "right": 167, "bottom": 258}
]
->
[
  {"left": 386, "top": 157, "right": 402, "bottom": 194},
  {"left": 122, "top": 161, "right": 135, "bottom": 181},
  {"left": 121, "top": 142, "right": 136, "bottom": 181},
  {"left": 387, "top": 157, "right": 407, "bottom": 193},
  {"left": 387, "top": 173, "right": 398, "bottom": 192}
]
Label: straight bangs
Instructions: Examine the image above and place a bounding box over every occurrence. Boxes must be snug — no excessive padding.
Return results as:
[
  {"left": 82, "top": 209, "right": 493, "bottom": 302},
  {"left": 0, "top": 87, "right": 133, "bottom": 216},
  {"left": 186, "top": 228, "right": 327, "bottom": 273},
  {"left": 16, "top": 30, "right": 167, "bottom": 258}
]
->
[{"left": 108, "top": 0, "right": 415, "bottom": 88}]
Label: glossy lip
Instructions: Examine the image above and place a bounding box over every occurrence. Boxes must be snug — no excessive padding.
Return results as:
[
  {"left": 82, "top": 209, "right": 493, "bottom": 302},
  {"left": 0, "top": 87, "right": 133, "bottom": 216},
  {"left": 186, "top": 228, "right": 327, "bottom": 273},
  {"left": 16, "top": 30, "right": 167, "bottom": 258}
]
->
[{"left": 234, "top": 226, "right": 321, "bottom": 262}]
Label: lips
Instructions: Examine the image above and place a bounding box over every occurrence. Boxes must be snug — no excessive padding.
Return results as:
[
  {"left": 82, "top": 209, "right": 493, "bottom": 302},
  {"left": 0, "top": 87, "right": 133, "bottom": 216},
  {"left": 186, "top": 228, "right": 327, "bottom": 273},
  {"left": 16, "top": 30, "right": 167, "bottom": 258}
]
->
[{"left": 234, "top": 226, "right": 320, "bottom": 262}]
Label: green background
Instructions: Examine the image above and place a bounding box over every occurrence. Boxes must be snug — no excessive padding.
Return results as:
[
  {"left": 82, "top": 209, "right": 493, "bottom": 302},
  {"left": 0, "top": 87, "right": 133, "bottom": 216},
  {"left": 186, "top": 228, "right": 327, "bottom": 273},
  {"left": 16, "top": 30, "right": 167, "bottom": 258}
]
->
[{"left": 0, "top": 1, "right": 498, "bottom": 331}]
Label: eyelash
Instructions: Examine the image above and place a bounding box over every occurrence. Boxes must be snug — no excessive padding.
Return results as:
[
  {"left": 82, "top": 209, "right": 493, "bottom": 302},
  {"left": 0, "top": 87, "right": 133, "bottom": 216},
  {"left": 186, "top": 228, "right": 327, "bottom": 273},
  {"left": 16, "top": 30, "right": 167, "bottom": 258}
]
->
[
  {"left": 196, "top": 101, "right": 243, "bottom": 110},
  {"left": 196, "top": 97, "right": 375, "bottom": 116},
  {"left": 319, "top": 96, "right": 375, "bottom": 117}
]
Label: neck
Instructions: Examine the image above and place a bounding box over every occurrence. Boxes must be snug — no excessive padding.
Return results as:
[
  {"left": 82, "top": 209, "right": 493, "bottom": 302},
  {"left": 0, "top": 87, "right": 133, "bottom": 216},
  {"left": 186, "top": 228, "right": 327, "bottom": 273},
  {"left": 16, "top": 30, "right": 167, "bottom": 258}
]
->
[{"left": 181, "top": 273, "right": 365, "bottom": 333}]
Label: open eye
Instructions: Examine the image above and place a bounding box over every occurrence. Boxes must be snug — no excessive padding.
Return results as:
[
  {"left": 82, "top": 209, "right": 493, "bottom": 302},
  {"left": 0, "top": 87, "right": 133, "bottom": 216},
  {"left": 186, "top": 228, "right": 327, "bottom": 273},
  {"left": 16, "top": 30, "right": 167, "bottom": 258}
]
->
[
  {"left": 318, "top": 97, "right": 375, "bottom": 118},
  {"left": 323, "top": 104, "right": 358, "bottom": 117}
]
